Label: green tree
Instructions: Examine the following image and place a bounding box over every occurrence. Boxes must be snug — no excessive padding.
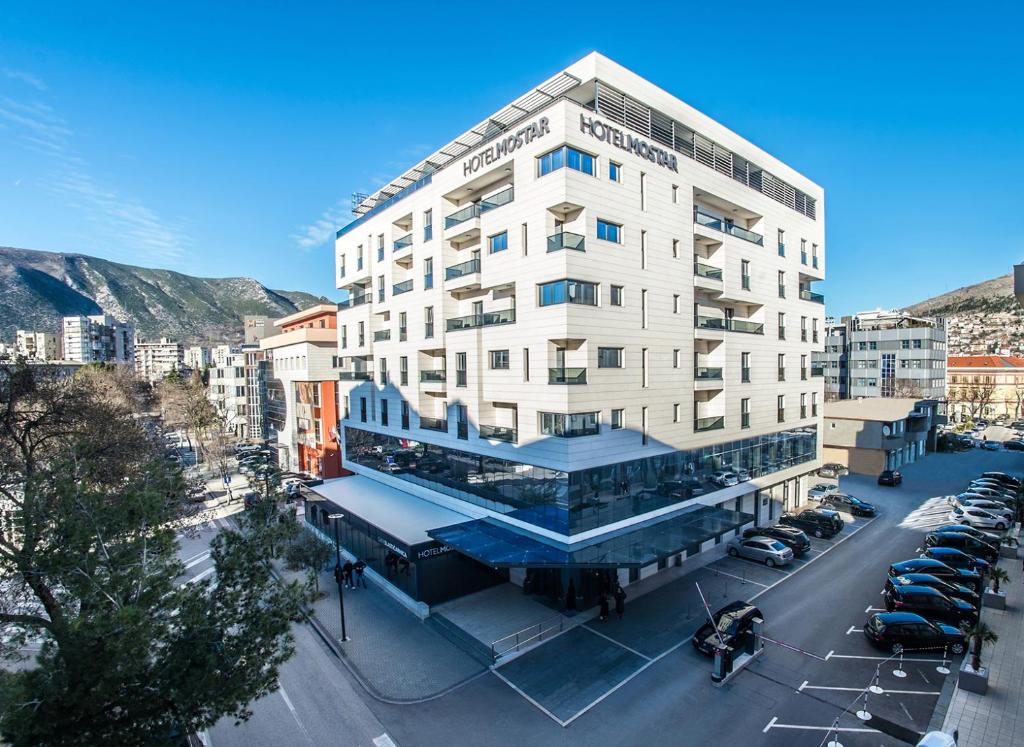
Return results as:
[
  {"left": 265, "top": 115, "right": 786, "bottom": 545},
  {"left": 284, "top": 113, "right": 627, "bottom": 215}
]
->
[
  {"left": 965, "top": 621, "right": 999, "bottom": 673},
  {"left": 988, "top": 566, "right": 1010, "bottom": 594},
  {"left": 285, "top": 531, "right": 334, "bottom": 596},
  {"left": 0, "top": 362, "right": 306, "bottom": 746}
]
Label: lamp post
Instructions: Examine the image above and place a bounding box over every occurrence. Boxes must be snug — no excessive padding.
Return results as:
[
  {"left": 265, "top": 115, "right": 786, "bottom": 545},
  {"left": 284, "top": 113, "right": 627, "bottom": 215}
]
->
[{"left": 327, "top": 512, "right": 348, "bottom": 642}]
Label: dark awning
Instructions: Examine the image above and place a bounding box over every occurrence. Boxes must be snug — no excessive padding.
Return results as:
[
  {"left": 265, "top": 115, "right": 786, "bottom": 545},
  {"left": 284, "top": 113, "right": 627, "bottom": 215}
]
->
[{"left": 428, "top": 504, "right": 754, "bottom": 568}]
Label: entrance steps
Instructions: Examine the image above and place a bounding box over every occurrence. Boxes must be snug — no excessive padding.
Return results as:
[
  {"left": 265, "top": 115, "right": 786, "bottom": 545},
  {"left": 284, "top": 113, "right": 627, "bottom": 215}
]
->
[{"left": 425, "top": 613, "right": 494, "bottom": 666}]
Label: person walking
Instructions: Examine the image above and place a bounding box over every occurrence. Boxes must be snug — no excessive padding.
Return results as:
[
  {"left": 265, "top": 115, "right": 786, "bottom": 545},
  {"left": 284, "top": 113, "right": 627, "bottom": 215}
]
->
[
  {"left": 599, "top": 593, "right": 610, "bottom": 622},
  {"left": 384, "top": 550, "right": 398, "bottom": 576},
  {"left": 353, "top": 558, "right": 367, "bottom": 589},
  {"left": 342, "top": 559, "right": 354, "bottom": 589},
  {"left": 614, "top": 584, "right": 627, "bottom": 620}
]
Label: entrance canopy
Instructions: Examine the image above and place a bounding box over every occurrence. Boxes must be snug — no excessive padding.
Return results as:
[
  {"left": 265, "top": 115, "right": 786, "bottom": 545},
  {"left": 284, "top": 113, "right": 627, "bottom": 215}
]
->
[{"left": 428, "top": 504, "right": 754, "bottom": 568}]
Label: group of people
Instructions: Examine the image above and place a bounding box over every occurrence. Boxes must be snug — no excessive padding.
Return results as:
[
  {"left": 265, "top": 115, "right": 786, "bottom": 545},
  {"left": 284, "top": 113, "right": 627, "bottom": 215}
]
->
[
  {"left": 598, "top": 584, "right": 627, "bottom": 622},
  {"left": 334, "top": 559, "right": 367, "bottom": 589}
]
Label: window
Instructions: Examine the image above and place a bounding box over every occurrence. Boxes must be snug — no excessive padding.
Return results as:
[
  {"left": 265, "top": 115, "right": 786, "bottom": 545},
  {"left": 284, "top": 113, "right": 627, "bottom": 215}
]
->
[
  {"left": 377, "top": 274, "right": 385, "bottom": 302},
  {"left": 538, "top": 145, "right": 595, "bottom": 177},
  {"left": 741, "top": 398, "right": 750, "bottom": 429},
  {"left": 812, "top": 318, "right": 819, "bottom": 343},
  {"left": 801, "top": 354, "right": 808, "bottom": 380},
  {"left": 641, "top": 289, "right": 648, "bottom": 328},
  {"left": 596, "top": 219, "right": 622, "bottom": 243},
  {"left": 378, "top": 357, "right": 388, "bottom": 385},
  {"left": 777, "top": 395, "right": 785, "bottom": 423},
  {"left": 741, "top": 352, "right": 751, "bottom": 383},
  {"left": 490, "top": 349, "right": 510, "bottom": 369},
  {"left": 539, "top": 279, "right": 598, "bottom": 306},
  {"left": 778, "top": 270, "right": 786, "bottom": 298},
  {"left": 401, "top": 401, "right": 410, "bottom": 429},
  {"left": 611, "top": 408, "right": 624, "bottom": 430},
  {"left": 610, "top": 285, "right": 624, "bottom": 306},
  {"left": 539, "top": 411, "right": 599, "bottom": 437},
  {"left": 800, "top": 316, "right": 808, "bottom": 342},
  {"left": 869, "top": 341, "right": 878, "bottom": 350},
  {"left": 673, "top": 294, "right": 680, "bottom": 314},
  {"left": 800, "top": 238, "right": 807, "bottom": 265},
  {"left": 673, "top": 403, "right": 680, "bottom": 423},
  {"left": 489, "top": 231, "right": 508, "bottom": 253},
  {"left": 901, "top": 339, "right": 910, "bottom": 349},
  {"left": 424, "top": 306, "right": 434, "bottom": 338},
  {"left": 522, "top": 222, "right": 528, "bottom": 256},
  {"left": 778, "top": 312, "right": 786, "bottom": 340},
  {"left": 673, "top": 349, "right": 681, "bottom": 368},
  {"left": 642, "top": 348, "right": 648, "bottom": 387},
  {"left": 777, "top": 229, "right": 785, "bottom": 257},
  {"left": 741, "top": 259, "right": 751, "bottom": 290},
  {"left": 424, "top": 258, "right": 434, "bottom": 290},
  {"left": 400, "top": 356, "right": 408, "bottom": 385},
  {"left": 380, "top": 399, "right": 389, "bottom": 427},
  {"left": 423, "top": 209, "right": 433, "bottom": 242},
  {"left": 456, "top": 352, "right": 467, "bottom": 387},
  {"left": 598, "top": 347, "right": 623, "bottom": 368},
  {"left": 456, "top": 404, "right": 468, "bottom": 440},
  {"left": 399, "top": 312, "right": 407, "bottom": 342},
  {"left": 672, "top": 238, "right": 679, "bottom": 258},
  {"left": 800, "top": 393, "right": 807, "bottom": 419},
  {"left": 778, "top": 353, "right": 786, "bottom": 382},
  {"left": 338, "top": 255, "right": 346, "bottom": 278},
  {"left": 672, "top": 184, "right": 679, "bottom": 204},
  {"left": 358, "top": 322, "right": 365, "bottom": 347},
  {"left": 641, "top": 406, "right": 648, "bottom": 445},
  {"left": 640, "top": 173, "right": 647, "bottom": 211},
  {"left": 811, "top": 243, "right": 819, "bottom": 268},
  {"left": 523, "top": 347, "right": 530, "bottom": 381},
  {"left": 913, "top": 339, "right": 923, "bottom": 349},
  {"left": 609, "top": 161, "right": 621, "bottom": 182},
  {"left": 357, "top": 246, "right": 364, "bottom": 271},
  {"left": 340, "top": 325, "right": 347, "bottom": 349},
  {"left": 359, "top": 397, "right": 367, "bottom": 423},
  {"left": 640, "top": 230, "right": 647, "bottom": 268}
]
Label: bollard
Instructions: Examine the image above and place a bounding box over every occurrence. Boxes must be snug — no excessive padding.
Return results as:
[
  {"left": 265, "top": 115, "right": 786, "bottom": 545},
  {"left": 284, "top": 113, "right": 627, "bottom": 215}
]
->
[
  {"left": 868, "top": 664, "right": 883, "bottom": 695},
  {"left": 856, "top": 688, "right": 872, "bottom": 721},
  {"left": 936, "top": 645, "right": 951, "bottom": 676},
  {"left": 825, "top": 717, "right": 844, "bottom": 747},
  {"left": 893, "top": 652, "right": 907, "bottom": 679}
]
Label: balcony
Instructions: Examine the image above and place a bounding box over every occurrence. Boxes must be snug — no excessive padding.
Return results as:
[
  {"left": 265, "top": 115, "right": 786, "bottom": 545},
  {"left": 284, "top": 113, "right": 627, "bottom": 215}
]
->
[
  {"left": 419, "top": 416, "right": 448, "bottom": 432},
  {"left": 445, "top": 258, "right": 481, "bottom": 280},
  {"left": 694, "top": 416, "right": 725, "bottom": 432},
  {"left": 696, "top": 316, "right": 764, "bottom": 335},
  {"left": 373, "top": 329, "right": 391, "bottom": 342},
  {"left": 694, "top": 208, "right": 764, "bottom": 245},
  {"left": 811, "top": 366, "right": 825, "bottom": 377},
  {"left": 446, "top": 308, "right": 516, "bottom": 332},
  {"left": 394, "top": 234, "right": 413, "bottom": 252},
  {"left": 419, "top": 370, "right": 447, "bottom": 383},
  {"left": 338, "top": 371, "right": 372, "bottom": 381},
  {"left": 694, "top": 367, "right": 723, "bottom": 380},
  {"left": 479, "top": 424, "right": 517, "bottom": 443},
  {"left": 444, "top": 185, "right": 515, "bottom": 230},
  {"left": 547, "top": 231, "right": 585, "bottom": 253},
  {"left": 548, "top": 367, "right": 587, "bottom": 385},
  {"left": 800, "top": 289, "right": 825, "bottom": 304},
  {"left": 339, "top": 292, "right": 371, "bottom": 309},
  {"left": 393, "top": 279, "right": 414, "bottom": 296},
  {"left": 693, "top": 261, "right": 723, "bottom": 281}
]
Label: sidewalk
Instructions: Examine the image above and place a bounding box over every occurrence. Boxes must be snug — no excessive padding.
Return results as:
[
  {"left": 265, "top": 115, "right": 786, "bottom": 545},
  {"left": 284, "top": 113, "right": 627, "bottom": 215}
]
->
[{"left": 941, "top": 549, "right": 1024, "bottom": 744}]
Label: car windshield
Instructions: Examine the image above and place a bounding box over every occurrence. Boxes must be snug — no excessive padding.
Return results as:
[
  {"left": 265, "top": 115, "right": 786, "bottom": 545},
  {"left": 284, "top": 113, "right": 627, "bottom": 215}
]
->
[{"left": 769, "top": 541, "right": 786, "bottom": 551}]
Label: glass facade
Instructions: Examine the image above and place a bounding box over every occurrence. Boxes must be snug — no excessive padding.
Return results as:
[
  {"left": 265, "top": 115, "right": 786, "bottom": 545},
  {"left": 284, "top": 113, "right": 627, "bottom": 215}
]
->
[{"left": 345, "top": 425, "right": 818, "bottom": 536}]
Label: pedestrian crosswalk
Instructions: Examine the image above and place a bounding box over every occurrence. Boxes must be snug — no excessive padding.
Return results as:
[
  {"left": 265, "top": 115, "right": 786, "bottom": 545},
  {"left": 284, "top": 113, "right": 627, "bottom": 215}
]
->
[{"left": 898, "top": 495, "right": 953, "bottom": 531}]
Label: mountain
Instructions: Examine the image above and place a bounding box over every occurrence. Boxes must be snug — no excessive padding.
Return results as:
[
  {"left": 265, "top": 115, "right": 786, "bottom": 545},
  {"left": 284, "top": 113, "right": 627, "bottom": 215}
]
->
[
  {"left": 905, "top": 272, "right": 1015, "bottom": 317},
  {"left": 0, "top": 246, "right": 331, "bottom": 343}
]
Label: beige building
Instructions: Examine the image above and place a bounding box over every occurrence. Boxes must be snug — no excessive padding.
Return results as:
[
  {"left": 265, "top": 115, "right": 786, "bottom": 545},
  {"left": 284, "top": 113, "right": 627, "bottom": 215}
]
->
[
  {"left": 134, "top": 338, "right": 184, "bottom": 382},
  {"left": 15, "top": 330, "right": 59, "bottom": 361},
  {"left": 947, "top": 355, "right": 1024, "bottom": 422},
  {"left": 823, "top": 398, "right": 942, "bottom": 474}
]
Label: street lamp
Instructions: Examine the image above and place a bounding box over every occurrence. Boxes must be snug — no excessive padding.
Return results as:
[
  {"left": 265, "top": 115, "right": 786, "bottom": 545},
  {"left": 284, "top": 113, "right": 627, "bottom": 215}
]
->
[{"left": 327, "top": 512, "right": 349, "bottom": 642}]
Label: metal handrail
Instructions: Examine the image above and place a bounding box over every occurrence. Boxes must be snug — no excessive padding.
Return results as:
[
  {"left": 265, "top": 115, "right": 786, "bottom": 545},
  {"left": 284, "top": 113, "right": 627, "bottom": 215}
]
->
[{"left": 490, "top": 615, "right": 564, "bottom": 661}]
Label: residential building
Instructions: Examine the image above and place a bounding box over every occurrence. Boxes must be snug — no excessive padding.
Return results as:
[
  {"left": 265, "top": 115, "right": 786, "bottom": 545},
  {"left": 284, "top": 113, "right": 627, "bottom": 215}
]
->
[
  {"left": 211, "top": 344, "right": 238, "bottom": 369},
  {"left": 134, "top": 337, "right": 184, "bottom": 382},
  {"left": 61, "top": 314, "right": 134, "bottom": 364},
  {"left": 317, "top": 52, "right": 825, "bottom": 609},
  {"left": 823, "top": 398, "right": 944, "bottom": 474},
  {"left": 260, "top": 305, "right": 344, "bottom": 478},
  {"left": 14, "top": 330, "right": 58, "bottom": 361},
  {"left": 208, "top": 352, "right": 248, "bottom": 437},
  {"left": 947, "top": 355, "right": 1024, "bottom": 421},
  {"left": 183, "top": 345, "right": 211, "bottom": 372},
  {"left": 243, "top": 342, "right": 268, "bottom": 441},
  {"left": 814, "top": 310, "right": 946, "bottom": 401},
  {"left": 243, "top": 315, "right": 280, "bottom": 344}
]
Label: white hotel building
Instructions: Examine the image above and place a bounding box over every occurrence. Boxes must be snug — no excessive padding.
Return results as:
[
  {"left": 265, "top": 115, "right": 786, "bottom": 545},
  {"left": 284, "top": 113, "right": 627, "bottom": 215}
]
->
[{"left": 314, "top": 53, "right": 826, "bottom": 609}]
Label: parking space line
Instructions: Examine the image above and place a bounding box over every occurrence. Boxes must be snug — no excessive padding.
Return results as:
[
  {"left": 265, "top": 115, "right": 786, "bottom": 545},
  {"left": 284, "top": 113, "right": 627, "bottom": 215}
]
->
[
  {"left": 490, "top": 668, "right": 570, "bottom": 728},
  {"left": 709, "top": 568, "right": 769, "bottom": 588},
  {"left": 864, "top": 605, "right": 885, "bottom": 613},
  {"left": 762, "top": 716, "right": 778, "bottom": 733},
  {"left": 581, "top": 625, "right": 653, "bottom": 661},
  {"left": 845, "top": 625, "right": 856, "bottom": 635}
]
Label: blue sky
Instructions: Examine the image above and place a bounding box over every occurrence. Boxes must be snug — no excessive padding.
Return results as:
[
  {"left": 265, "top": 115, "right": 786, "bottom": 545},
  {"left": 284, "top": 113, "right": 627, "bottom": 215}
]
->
[{"left": 1, "top": 1, "right": 1021, "bottom": 316}]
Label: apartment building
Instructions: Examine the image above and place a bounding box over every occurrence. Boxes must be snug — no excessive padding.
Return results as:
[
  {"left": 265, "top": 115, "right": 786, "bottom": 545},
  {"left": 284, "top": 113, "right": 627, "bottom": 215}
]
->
[
  {"left": 815, "top": 310, "right": 946, "bottom": 401},
  {"left": 260, "top": 305, "right": 344, "bottom": 478},
  {"left": 134, "top": 337, "right": 184, "bottom": 382},
  {"left": 14, "top": 330, "right": 58, "bottom": 361},
  {"left": 62, "top": 314, "right": 134, "bottom": 364},
  {"left": 208, "top": 352, "right": 248, "bottom": 437},
  {"left": 947, "top": 355, "right": 1024, "bottom": 421},
  {"left": 211, "top": 344, "right": 238, "bottom": 369},
  {"left": 242, "top": 342, "right": 268, "bottom": 441},
  {"left": 184, "top": 345, "right": 211, "bottom": 372},
  {"left": 317, "top": 53, "right": 825, "bottom": 608}
]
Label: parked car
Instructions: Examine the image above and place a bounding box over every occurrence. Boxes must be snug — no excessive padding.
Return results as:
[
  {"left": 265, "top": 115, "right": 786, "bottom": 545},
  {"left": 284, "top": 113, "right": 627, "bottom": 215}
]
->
[
  {"left": 807, "top": 483, "right": 840, "bottom": 500},
  {"left": 863, "top": 612, "right": 966, "bottom": 655},
  {"left": 820, "top": 493, "right": 877, "bottom": 517},
  {"left": 953, "top": 496, "right": 1014, "bottom": 522},
  {"left": 920, "top": 546, "right": 990, "bottom": 575},
  {"left": 818, "top": 463, "right": 849, "bottom": 479},
  {"left": 710, "top": 470, "right": 739, "bottom": 487},
  {"left": 726, "top": 536, "right": 794, "bottom": 567},
  {"left": 741, "top": 526, "right": 811, "bottom": 556},
  {"left": 980, "top": 472, "right": 1022, "bottom": 490},
  {"left": 779, "top": 509, "right": 843, "bottom": 538},
  {"left": 734, "top": 468, "right": 751, "bottom": 482},
  {"left": 948, "top": 507, "right": 1009, "bottom": 531},
  {"left": 885, "top": 573, "right": 980, "bottom": 608},
  {"left": 934, "top": 523, "right": 1000, "bottom": 543},
  {"left": 692, "top": 601, "right": 763, "bottom": 656},
  {"left": 976, "top": 420, "right": 989, "bottom": 428},
  {"left": 981, "top": 440, "right": 1001, "bottom": 451},
  {"left": 968, "top": 478, "right": 1017, "bottom": 495},
  {"left": 924, "top": 531, "right": 998, "bottom": 563},
  {"left": 242, "top": 491, "right": 261, "bottom": 509},
  {"left": 888, "top": 558, "right": 981, "bottom": 588},
  {"left": 1011, "top": 421, "right": 1024, "bottom": 430},
  {"left": 642, "top": 479, "right": 705, "bottom": 500},
  {"left": 878, "top": 469, "right": 903, "bottom": 486},
  {"left": 965, "top": 486, "right": 1017, "bottom": 503},
  {"left": 883, "top": 585, "right": 978, "bottom": 627}
]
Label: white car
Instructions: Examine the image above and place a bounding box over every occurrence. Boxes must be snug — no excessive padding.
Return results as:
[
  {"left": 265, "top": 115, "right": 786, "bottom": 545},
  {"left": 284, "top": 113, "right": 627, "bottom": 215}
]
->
[
  {"left": 807, "top": 483, "right": 840, "bottom": 500},
  {"left": 953, "top": 496, "right": 1014, "bottom": 522},
  {"left": 710, "top": 470, "right": 739, "bottom": 487},
  {"left": 948, "top": 507, "right": 1008, "bottom": 531}
]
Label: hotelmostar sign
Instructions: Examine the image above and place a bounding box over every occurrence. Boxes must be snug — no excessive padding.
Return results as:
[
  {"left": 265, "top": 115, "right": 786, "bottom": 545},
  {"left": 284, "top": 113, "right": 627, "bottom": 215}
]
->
[
  {"left": 579, "top": 114, "right": 679, "bottom": 172},
  {"left": 463, "top": 117, "right": 550, "bottom": 176}
]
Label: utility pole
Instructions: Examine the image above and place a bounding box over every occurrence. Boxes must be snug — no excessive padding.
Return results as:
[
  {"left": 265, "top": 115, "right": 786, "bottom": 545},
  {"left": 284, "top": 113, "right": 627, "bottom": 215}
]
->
[{"left": 328, "top": 513, "right": 348, "bottom": 642}]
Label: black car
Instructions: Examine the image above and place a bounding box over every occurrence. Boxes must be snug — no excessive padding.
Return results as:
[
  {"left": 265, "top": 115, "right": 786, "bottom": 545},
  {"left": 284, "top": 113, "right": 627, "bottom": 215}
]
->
[
  {"left": 924, "top": 531, "right": 998, "bottom": 563},
  {"left": 742, "top": 526, "right": 812, "bottom": 556},
  {"left": 934, "top": 523, "right": 1000, "bottom": 544},
  {"left": 1004, "top": 440, "right": 1024, "bottom": 452},
  {"left": 885, "top": 573, "right": 980, "bottom": 608},
  {"left": 820, "top": 493, "right": 877, "bottom": 517},
  {"left": 779, "top": 509, "right": 843, "bottom": 538},
  {"left": 863, "top": 612, "right": 966, "bottom": 655},
  {"left": 692, "top": 601, "right": 763, "bottom": 655},
  {"left": 920, "top": 547, "right": 990, "bottom": 575},
  {"left": 888, "top": 558, "right": 982, "bottom": 588},
  {"left": 980, "top": 472, "right": 1022, "bottom": 490},
  {"left": 878, "top": 469, "right": 902, "bottom": 486},
  {"left": 883, "top": 585, "right": 978, "bottom": 627}
]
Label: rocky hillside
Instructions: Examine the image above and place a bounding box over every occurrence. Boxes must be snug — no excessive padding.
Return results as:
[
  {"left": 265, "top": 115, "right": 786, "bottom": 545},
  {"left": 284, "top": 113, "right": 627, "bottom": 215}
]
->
[
  {"left": 905, "top": 272, "right": 1015, "bottom": 316},
  {"left": 0, "top": 246, "right": 330, "bottom": 343}
]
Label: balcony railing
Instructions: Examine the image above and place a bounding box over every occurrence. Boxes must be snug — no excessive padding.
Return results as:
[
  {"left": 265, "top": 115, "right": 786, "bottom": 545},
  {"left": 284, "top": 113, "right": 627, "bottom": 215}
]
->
[
  {"left": 339, "top": 293, "right": 370, "bottom": 309},
  {"left": 394, "top": 234, "right": 413, "bottom": 252},
  {"left": 696, "top": 316, "right": 765, "bottom": 335},
  {"left": 694, "top": 367, "right": 723, "bottom": 380},
  {"left": 338, "top": 371, "right": 372, "bottom": 381},
  {"left": 547, "top": 231, "right": 586, "bottom": 253},
  {"left": 695, "top": 315, "right": 726, "bottom": 331},
  {"left": 800, "top": 289, "right": 825, "bottom": 304},
  {"left": 694, "top": 416, "right": 725, "bottom": 432},
  {"left": 694, "top": 262, "right": 723, "bottom": 281},
  {"left": 393, "top": 279, "right": 414, "bottom": 295},
  {"left": 373, "top": 329, "right": 391, "bottom": 342},
  {"left": 446, "top": 308, "right": 516, "bottom": 332},
  {"left": 811, "top": 366, "right": 825, "bottom": 377},
  {"left": 694, "top": 208, "right": 764, "bottom": 245},
  {"left": 419, "top": 416, "right": 448, "bottom": 432},
  {"left": 548, "top": 367, "right": 587, "bottom": 385},
  {"left": 419, "top": 370, "right": 447, "bottom": 383},
  {"left": 444, "top": 185, "right": 515, "bottom": 229},
  {"left": 479, "top": 424, "right": 517, "bottom": 442},
  {"left": 445, "top": 258, "right": 481, "bottom": 280}
]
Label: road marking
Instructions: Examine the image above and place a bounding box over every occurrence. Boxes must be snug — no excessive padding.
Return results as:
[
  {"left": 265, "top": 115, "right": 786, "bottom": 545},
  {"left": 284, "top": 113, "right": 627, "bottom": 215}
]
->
[
  {"left": 798, "top": 680, "right": 808, "bottom": 691},
  {"left": 373, "top": 735, "right": 397, "bottom": 747},
  {"left": 581, "top": 625, "right": 653, "bottom": 661},
  {"left": 278, "top": 681, "right": 315, "bottom": 744},
  {"left": 184, "top": 566, "right": 215, "bottom": 585},
  {"left": 491, "top": 668, "right": 570, "bottom": 727},
  {"left": 801, "top": 684, "right": 940, "bottom": 695},
  {"left": 765, "top": 723, "right": 879, "bottom": 734},
  {"left": 183, "top": 551, "right": 211, "bottom": 569},
  {"left": 197, "top": 730, "right": 211, "bottom": 746},
  {"left": 825, "top": 650, "right": 835, "bottom": 660},
  {"left": 709, "top": 568, "right": 769, "bottom": 588},
  {"left": 826, "top": 653, "right": 949, "bottom": 663},
  {"left": 865, "top": 605, "right": 885, "bottom": 613},
  {"left": 846, "top": 625, "right": 856, "bottom": 635},
  {"left": 762, "top": 716, "right": 778, "bottom": 733}
]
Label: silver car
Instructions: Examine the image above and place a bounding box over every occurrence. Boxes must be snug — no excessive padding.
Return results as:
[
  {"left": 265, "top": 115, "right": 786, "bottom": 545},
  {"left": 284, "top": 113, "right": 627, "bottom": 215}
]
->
[
  {"left": 807, "top": 482, "right": 840, "bottom": 500},
  {"left": 726, "top": 536, "right": 794, "bottom": 567}
]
